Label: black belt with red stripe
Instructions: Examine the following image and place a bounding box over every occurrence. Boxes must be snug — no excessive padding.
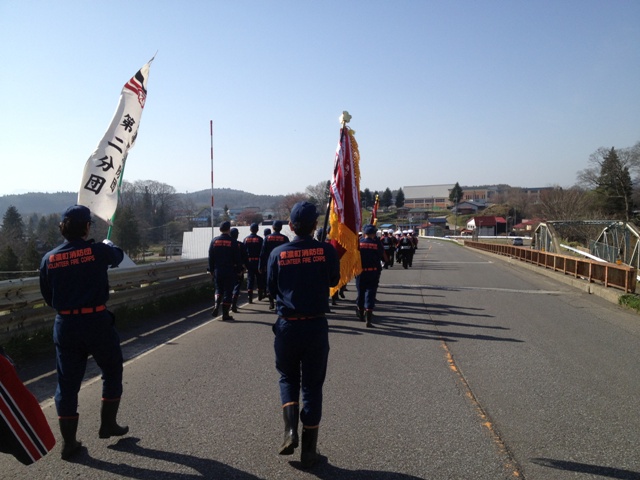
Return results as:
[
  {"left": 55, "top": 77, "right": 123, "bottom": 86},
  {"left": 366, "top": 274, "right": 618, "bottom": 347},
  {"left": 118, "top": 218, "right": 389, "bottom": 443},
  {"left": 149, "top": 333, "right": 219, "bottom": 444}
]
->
[{"left": 58, "top": 305, "right": 107, "bottom": 315}]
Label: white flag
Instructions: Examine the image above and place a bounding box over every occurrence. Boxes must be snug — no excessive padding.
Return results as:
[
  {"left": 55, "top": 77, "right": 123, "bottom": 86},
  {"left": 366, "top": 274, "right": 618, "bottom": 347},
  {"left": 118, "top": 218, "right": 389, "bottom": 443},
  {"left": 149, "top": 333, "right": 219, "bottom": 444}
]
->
[{"left": 78, "top": 57, "right": 154, "bottom": 223}]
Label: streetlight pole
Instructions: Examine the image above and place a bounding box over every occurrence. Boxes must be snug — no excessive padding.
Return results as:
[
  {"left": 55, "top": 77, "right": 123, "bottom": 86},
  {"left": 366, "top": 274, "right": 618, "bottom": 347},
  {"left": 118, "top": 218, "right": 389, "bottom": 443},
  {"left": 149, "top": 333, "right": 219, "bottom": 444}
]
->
[{"left": 454, "top": 195, "right": 459, "bottom": 236}]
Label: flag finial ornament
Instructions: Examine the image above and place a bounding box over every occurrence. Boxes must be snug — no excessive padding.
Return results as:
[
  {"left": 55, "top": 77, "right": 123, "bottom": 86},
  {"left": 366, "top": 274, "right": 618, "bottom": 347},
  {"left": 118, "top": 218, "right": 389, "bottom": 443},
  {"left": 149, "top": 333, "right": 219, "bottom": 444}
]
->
[{"left": 339, "top": 111, "right": 352, "bottom": 124}]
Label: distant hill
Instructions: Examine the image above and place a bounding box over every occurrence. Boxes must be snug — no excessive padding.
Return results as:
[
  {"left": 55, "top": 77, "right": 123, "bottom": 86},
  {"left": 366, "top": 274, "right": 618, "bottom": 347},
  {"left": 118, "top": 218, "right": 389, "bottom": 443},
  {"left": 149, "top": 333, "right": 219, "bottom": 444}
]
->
[
  {"left": 0, "top": 192, "right": 77, "bottom": 218},
  {"left": 183, "top": 188, "right": 284, "bottom": 212},
  {"left": 0, "top": 188, "right": 284, "bottom": 219}
]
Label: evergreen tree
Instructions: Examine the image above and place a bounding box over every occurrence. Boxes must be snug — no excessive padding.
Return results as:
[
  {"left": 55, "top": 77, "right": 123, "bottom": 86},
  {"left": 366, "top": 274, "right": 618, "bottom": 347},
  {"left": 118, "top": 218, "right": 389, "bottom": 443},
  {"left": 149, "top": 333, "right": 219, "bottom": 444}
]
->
[
  {"left": 449, "top": 182, "right": 464, "bottom": 205},
  {"left": 362, "top": 189, "right": 373, "bottom": 209},
  {"left": 1, "top": 206, "right": 25, "bottom": 243},
  {"left": 395, "top": 188, "right": 405, "bottom": 208},
  {"left": 0, "top": 245, "right": 20, "bottom": 279},
  {"left": 39, "top": 214, "right": 62, "bottom": 250},
  {"left": 26, "top": 213, "right": 38, "bottom": 240},
  {"left": 381, "top": 188, "right": 393, "bottom": 208},
  {"left": 595, "top": 147, "right": 634, "bottom": 220},
  {"left": 0, "top": 205, "right": 26, "bottom": 260},
  {"left": 113, "top": 206, "right": 142, "bottom": 258},
  {"left": 22, "top": 238, "right": 42, "bottom": 271}
]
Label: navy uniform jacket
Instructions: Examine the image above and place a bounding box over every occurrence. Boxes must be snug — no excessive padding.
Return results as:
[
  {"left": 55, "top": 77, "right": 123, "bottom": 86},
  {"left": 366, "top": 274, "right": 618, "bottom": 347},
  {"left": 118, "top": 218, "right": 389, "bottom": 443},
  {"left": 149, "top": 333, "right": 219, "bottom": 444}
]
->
[
  {"left": 259, "top": 232, "right": 289, "bottom": 272},
  {"left": 359, "top": 236, "right": 386, "bottom": 271},
  {"left": 267, "top": 235, "right": 340, "bottom": 318},
  {"left": 208, "top": 233, "right": 241, "bottom": 273},
  {"left": 381, "top": 234, "right": 396, "bottom": 252},
  {"left": 39, "top": 239, "right": 124, "bottom": 311},
  {"left": 398, "top": 236, "right": 414, "bottom": 251},
  {"left": 243, "top": 233, "right": 263, "bottom": 269}
]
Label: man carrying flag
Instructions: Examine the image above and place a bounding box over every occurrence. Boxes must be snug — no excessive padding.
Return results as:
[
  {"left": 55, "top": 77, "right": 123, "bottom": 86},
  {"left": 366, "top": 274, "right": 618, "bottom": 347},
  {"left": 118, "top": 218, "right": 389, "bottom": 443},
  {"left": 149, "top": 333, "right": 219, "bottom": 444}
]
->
[
  {"left": 327, "top": 112, "right": 362, "bottom": 297},
  {"left": 39, "top": 58, "right": 153, "bottom": 460}
]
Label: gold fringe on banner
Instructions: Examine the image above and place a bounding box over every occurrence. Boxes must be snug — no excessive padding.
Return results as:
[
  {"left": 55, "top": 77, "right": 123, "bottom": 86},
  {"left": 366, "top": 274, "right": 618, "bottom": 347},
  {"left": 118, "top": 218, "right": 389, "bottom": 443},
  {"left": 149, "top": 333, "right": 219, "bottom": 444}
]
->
[{"left": 329, "top": 128, "right": 362, "bottom": 297}]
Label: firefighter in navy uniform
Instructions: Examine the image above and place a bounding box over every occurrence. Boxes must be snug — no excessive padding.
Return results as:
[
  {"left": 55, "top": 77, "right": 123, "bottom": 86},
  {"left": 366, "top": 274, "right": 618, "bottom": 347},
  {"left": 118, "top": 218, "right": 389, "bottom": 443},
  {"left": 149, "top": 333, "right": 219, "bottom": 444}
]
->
[
  {"left": 39, "top": 205, "right": 128, "bottom": 460},
  {"left": 259, "top": 228, "right": 272, "bottom": 299},
  {"left": 208, "top": 221, "right": 242, "bottom": 320},
  {"left": 355, "top": 225, "right": 387, "bottom": 327},
  {"left": 408, "top": 229, "right": 418, "bottom": 267},
  {"left": 394, "top": 230, "right": 403, "bottom": 264},
  {"left": 259, "top": 220, "right": 289, "bottom": 310},
  {"left": 229, "top": 228, "right": 246, "bottom": 313},
  {"left": 267, "top": 202, "right": 340, "bottom": 468},
  {"left": 243, "top": 223, "right": 264, "bottom": 303},
  {"left": 397, "top": 230, "right": 414, "bottom": 269},
  {"left": 381, "top": 229, "right": 396, "bottom": 268}
]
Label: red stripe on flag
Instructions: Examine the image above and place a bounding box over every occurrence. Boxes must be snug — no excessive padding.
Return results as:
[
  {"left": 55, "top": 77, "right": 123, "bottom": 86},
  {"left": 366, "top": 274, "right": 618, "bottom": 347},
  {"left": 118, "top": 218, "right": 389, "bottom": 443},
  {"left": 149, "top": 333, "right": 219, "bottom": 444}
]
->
[{"left": 0, "top": 397, "right": 40, "bottom": 463}]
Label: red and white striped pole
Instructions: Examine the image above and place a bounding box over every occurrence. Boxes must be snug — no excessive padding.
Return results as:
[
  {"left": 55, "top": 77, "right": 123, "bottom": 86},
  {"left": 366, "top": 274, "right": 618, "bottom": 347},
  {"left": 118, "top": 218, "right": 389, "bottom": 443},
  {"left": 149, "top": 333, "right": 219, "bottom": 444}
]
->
[{"left": 210, "top": 120, "right": 214, "bottom": 237}]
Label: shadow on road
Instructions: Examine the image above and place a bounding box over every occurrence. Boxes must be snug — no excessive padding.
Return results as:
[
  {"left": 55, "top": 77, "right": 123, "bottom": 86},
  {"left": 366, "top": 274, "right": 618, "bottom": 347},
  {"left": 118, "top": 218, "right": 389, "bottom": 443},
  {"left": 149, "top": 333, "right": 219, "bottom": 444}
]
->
[
  {"left": 327, "top": 298, "right": 523, "bottom": 344},
  {"left": 531, "top": 457, "right": 640, "bottom": 480},
  {"left": 294, "top": 454, "right": 427, "bottom": 479},
  {"left": 69, "top": 437, "right": 429, "bottom": 480},
  {"left": 66, "top": 437, "right": 263, "bottom": 479}
]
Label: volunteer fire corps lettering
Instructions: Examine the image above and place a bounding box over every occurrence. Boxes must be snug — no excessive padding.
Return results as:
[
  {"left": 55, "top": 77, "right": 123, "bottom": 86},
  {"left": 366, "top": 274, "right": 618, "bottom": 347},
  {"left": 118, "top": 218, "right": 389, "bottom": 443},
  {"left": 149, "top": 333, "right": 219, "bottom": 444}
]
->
[
  {"left": 48, "top": 247, "right": 95, "bottom": 269},
  {"left": 278, "top": 248, "right": 326, "bottom": 267}
]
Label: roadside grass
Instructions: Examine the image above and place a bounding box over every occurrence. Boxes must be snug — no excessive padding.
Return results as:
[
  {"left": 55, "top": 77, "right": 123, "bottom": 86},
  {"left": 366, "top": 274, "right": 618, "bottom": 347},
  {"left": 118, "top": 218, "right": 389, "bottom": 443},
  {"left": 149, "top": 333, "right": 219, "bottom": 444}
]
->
[
  {"left": 3, "top": 284, "right": 214, "bottom": 366},
  {"left": 619, "top": 293, "right": 640, "bottom": 314}
]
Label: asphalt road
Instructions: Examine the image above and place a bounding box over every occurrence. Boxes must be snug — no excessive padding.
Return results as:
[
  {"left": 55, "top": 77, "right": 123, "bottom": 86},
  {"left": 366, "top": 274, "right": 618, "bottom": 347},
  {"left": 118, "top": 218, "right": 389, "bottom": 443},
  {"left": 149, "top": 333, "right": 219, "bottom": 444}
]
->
[{"left": 3, "top": 239, "right": 640, "bottom": 479}]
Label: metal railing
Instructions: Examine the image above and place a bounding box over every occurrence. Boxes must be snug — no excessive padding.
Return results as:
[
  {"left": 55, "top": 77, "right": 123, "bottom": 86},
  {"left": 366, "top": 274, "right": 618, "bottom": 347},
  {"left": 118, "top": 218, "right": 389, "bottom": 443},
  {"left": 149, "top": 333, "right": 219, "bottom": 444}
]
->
[
  {"left": 464, "top": 241, "right": 637, "bottom": 293},
  {"left": 0, "top": 259, "right": 210, "bottom": 343}
]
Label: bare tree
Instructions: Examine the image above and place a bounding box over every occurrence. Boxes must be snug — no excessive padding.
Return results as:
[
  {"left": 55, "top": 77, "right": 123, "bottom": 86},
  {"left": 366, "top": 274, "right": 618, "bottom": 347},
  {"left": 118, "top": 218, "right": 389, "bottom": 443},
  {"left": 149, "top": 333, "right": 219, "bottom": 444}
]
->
[
  {"left": 533, "top": 186, "right": 604, "bottom": 245},
  {"left": 534, "top": 186, "right": 599, "bottom": 221},
  {"left": 276, "top": 193, "right": 308, "bottom": 220},
  {"left": 305, "top": 181, "right": 330, "bottom": 208}
]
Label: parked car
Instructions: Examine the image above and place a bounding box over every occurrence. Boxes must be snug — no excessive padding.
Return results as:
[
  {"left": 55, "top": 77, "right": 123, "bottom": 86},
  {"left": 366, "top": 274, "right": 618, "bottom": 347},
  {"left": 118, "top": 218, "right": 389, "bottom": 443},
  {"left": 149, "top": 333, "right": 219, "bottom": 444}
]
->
[{"left": 512, "top": 237, "right": 523, "bottom": 246}]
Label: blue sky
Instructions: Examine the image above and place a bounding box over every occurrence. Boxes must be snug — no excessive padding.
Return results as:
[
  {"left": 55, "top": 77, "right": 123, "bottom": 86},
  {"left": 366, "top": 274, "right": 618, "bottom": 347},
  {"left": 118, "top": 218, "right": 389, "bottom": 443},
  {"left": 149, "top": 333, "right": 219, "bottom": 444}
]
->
[{"left": 1, "top": 1, "right": 639, "bottom": 198}]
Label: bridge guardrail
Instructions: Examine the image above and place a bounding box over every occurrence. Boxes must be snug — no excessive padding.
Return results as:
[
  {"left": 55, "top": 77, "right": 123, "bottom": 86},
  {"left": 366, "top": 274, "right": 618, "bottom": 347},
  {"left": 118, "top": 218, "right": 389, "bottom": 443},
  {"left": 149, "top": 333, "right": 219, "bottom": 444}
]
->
[
  {"left": 0, "top": 259, "right": 210, "bottom": 343},
  {"left": 464, "top": 241, "right": 637, "bottom": 294}
]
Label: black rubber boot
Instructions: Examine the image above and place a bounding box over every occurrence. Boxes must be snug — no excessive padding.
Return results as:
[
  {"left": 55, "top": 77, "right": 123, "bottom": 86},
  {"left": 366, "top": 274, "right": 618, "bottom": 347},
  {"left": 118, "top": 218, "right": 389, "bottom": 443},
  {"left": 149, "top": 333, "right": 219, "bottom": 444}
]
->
[
  {"left": 300, "top": 426, "right": 319, "bottom": 468},
  {"left": 212, "top": 297, "right": 221, "bottom": 317},
  {"left": 247, "top": 290, "right": 253, "bottom": 304},
  {"left": 231, "top": 296, "right": 239, "bottom": 313},
  {"left": 279, "top": 404, "right": 299, "bottom": 455},
  {"left": 222, "top": 305, "right": 234, "bottom": 321},
  {"left": 268, "top": 296, "right": 275, "bottom": 310},
  {"left": 258, "top": 289, "right": 265, "bottom": 301},
  {"left": 355, "top": 307, "right": 364, "bottom": 321},
  {"left": 59, "top": 416, "right": 82, "bottom": 460},
  {"left": 365, "top": 310, "right": 374, "bottom": 328},
  {"left": 99, "top": 399, "right": 129, "bottom": 439}
]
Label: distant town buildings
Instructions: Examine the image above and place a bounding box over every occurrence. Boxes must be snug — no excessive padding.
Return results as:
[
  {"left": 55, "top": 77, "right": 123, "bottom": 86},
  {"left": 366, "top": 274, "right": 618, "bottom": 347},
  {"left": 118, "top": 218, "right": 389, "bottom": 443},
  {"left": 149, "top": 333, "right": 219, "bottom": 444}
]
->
[{"left": 402, "top": 184, "right": 552, "bottom": 210}]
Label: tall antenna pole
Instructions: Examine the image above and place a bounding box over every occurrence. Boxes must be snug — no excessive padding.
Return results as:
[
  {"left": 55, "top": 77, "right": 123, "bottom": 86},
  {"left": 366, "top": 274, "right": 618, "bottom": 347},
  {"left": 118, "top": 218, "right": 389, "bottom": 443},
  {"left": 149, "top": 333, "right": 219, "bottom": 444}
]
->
[{"left": 210, "top": 120, "right": 214, "bottom": 238}]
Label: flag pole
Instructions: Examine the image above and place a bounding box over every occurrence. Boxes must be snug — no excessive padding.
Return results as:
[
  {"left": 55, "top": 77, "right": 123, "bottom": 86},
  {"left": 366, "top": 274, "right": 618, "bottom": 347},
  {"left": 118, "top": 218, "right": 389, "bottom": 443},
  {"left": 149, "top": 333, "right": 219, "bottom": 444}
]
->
[
  {"left": 321, "top": 111, "right": 351, "bottom": 243},
  {"left": 210, "top": 120, "right": 215, "bottom": 238}
]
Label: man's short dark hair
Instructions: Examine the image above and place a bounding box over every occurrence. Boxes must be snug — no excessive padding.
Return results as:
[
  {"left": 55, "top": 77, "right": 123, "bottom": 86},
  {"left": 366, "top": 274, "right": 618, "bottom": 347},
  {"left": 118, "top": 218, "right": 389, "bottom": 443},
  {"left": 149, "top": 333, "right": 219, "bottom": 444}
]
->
[
  {"left": 59, "top": 218, "right": 89, "bottom": 241},
  {"left": 292, "top": 221, "right": 316, "bottom": 237}
]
